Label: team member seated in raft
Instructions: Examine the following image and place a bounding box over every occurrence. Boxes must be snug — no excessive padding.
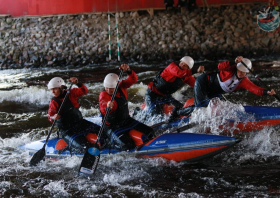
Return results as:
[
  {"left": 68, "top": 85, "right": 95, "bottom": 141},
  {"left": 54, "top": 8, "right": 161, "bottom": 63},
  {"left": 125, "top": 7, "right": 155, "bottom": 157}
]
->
[
  {"left": 99, "top": 64, "right": 155, "bottom": 151},
  {"left": 48, "top": 77, "right": 100, "bottom": 154},
  {"left": 145, "top": 56, "right": 204, "bottom": 115},
  {"left": 170, "top": 56, "right": 277, "bottom": 120}
]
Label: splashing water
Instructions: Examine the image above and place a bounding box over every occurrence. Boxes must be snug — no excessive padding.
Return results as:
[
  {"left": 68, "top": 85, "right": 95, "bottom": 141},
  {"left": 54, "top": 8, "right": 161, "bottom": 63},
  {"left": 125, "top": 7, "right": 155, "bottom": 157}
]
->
[
  {"left": 0, "top": 64, "right": 280, "bottom": 197},
  {"left": 190, "top": 98, "right": 255, "bottom": 135}
]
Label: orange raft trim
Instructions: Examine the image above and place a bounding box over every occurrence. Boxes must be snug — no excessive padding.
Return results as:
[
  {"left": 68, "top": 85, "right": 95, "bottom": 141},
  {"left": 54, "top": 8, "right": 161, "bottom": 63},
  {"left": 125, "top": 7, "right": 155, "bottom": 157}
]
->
[
  {"left": 55, "top": 139, "right": 68, "bottom": 150},
  {"left": 129, "top": 129, "right": 145, "bottom": 146},
  {"left": 140, "top": 146, "right": 227, "bottom": 162},
  {"left": 220, "top": 119, "right": 280, "bottom": 134},
  {"left": 55, "top": 133, "right": 100, "bottom": 151}
]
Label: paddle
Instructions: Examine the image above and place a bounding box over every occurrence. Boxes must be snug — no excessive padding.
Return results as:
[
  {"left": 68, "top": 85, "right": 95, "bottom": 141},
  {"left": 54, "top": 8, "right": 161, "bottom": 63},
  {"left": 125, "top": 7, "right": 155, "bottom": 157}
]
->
[
  {"left": 30, "top": 83, "right": 73, "bottom": 166},
  {"left": 78, "top": 69, "right": 124, "bottom": 176},
  {"left": 170, "top": 121, "right": 205, "bottom": 133},
  {"left": 151, "top": 118, "right": 203, "bottom": 133},
  {"left": 241, "top": 60, "right": 280, "bottom": 102}
]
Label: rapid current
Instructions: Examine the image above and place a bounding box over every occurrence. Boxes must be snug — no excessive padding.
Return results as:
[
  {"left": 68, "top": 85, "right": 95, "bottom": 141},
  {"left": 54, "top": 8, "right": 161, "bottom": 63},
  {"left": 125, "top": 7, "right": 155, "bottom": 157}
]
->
[{"left": 0, "top": 60, "right": 280, "bottom": 197}]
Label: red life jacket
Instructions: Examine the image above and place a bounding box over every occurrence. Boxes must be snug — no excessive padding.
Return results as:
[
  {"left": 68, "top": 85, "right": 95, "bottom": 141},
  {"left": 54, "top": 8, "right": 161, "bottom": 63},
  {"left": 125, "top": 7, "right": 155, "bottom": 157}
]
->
[{"left": 149, "top": 62, "right": 195, "bottom": 96}]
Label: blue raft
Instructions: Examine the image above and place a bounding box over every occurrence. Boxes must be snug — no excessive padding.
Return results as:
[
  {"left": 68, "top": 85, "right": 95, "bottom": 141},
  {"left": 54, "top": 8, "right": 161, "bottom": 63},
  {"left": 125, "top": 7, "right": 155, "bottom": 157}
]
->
[{"left": 20, "top": 122, "right": 240, "bottom": 163}]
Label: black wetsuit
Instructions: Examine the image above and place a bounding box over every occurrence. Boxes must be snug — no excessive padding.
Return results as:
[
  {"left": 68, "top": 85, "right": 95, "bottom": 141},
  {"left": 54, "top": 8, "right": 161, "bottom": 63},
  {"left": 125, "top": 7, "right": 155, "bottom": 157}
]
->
[
  {"left": 52, "top": 93, "right": 100, "bottom": 154},
  {"left": 102, "top": 89, "right": 154, "bottom": 151}
]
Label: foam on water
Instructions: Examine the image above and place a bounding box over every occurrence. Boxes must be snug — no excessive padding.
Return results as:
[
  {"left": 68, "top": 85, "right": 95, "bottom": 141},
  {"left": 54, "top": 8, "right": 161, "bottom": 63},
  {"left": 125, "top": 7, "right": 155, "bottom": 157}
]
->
[
  {"left": 136, "top": 71, "right": 157, "bottom": 81},
  {"left": 189, "top": 98, "right": 255, "bottom": 135},
  {"left": 172, "top": 84, "right": 192, "bottom": 102},
  {"left": 0, "top": 86, "right": 51, "bottom": 105},
  {"left": 240, "top": 126, "right": 280, "bottom": 159},
  {"left": 0, "top": 181, "right": 14, "bottom": 190},
  {"left": 86, "top": 82, "right": 103, "bottom": 92},
  {"left": 0, "top": 133, "right": 31, "bottom": 149},
  {"left": 79, "top": 106, "right": 100, "bottom": 117},
  {"left": 0, "top": 118, "right": 279, "bottom": 197},
  {"left": 0, "top": 68, "right": 60, "bottom": 77},
  {"left": 0, "top": 66, "right": 280, "bottom": 197},
  {"left": 130, "top": 82, "right": 148, "bottom": 97},
  {"left": 0, "top": 126, "right": 58, "bottom": 153},
  {"left": 0, "top": 68, "right": 59, "bottom": 89},
  {"left": 43, "top": 180, "right": 72, "bottom": 197}
]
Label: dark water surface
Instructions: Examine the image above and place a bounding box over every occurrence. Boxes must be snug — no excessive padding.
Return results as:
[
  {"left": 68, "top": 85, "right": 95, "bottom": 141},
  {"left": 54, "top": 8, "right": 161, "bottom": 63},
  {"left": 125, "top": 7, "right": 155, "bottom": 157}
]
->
[{"left": 0, "top": 60, "right": 280, "bottom": 197}]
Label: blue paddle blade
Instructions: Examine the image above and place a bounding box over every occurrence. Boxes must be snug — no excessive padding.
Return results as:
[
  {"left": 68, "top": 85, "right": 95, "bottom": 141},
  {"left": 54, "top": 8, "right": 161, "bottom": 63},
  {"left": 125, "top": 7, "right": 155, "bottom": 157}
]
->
[{"left": 78, "top": 146, "right": 100, "bottom": 177}]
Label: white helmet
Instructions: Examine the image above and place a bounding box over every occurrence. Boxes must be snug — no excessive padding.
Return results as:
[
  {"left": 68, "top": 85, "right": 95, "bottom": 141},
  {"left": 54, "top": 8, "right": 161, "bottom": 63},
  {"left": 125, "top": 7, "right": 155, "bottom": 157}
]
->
[
  {"left": 104, "top": 73, "right": 119, "bottom": 88},
  {"left": 237, "top": 58, "right": 252, "bottom": 73},
  {"left": 47, "top": 77, "right": 65, "bottom": 90},
  {"left": 180, "top": 56, "right": 194, "bottom": 69}
]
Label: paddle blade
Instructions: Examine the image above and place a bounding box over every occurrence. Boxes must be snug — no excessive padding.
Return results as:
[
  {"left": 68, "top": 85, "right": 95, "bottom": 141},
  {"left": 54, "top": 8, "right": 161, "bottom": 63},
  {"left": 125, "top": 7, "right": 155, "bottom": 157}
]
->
[
  {"left": 29, "top": 148, "right": 46, "bottom": 166},
  {"left": 78, "top": 146, "right": 100, "bottom": 177}
]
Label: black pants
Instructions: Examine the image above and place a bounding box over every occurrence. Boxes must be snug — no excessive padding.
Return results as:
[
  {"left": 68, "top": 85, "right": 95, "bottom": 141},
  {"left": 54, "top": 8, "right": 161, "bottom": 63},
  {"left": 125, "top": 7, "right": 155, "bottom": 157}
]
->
[
  {"left": 145, "top": 88, "right": 183, "bottom": 115},
  {"left": 177, "top": 73, "right": 224, "bottom": 116},
  {"left": 104, "top": 117, "right": 155, "bottom": 151},
  {"left": 60, "top": 119, "right": 100, "bottom": 154}
]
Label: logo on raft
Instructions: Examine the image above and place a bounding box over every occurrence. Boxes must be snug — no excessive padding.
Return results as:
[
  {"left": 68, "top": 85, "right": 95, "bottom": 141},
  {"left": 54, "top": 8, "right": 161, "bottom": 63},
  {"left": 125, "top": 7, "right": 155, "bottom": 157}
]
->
[
  {"left": 255, "top": 5, "right": 280, "bottom": 34},
  {"left": 155, "top": 140, "right": 167, "bottom": 144}
]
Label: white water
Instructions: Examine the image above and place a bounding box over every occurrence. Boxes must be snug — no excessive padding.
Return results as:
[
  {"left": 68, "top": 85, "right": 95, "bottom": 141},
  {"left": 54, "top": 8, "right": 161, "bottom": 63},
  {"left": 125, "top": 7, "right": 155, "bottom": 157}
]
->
[{"left": 1, "top": 66, "right": 280, "bottom": 197}]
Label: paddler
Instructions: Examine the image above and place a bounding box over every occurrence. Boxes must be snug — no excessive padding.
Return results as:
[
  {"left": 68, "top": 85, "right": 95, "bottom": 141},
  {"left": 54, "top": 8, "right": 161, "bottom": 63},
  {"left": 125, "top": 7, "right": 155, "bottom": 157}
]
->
[
  {"left": 99, "top": 64, "right": 155, "bottom": 151},
  {"left": 48, "top": 77, "right": 100, "bottom": 153},
  {"left": 145, "top": 56, "right": 204, "bottom": 115},
  {"left": 170, "top": 56, "right": 276, "bottom": 120}
]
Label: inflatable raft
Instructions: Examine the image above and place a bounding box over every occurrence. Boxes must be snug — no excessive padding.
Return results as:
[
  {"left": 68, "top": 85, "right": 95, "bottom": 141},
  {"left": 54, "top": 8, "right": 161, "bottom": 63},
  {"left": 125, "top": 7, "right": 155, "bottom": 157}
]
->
[
  {"left": 20, "top": 132, "right": 240, "bottom": 163},
  {"left": 142, "top": 98, "right": 280, "bottom": 134}
]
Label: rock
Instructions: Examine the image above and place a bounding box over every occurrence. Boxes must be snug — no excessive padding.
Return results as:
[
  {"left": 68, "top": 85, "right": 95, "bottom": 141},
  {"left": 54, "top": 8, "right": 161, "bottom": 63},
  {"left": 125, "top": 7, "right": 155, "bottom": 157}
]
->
[
  {"left": 132, "top": 12, "right": 139, "bottom": 18},
  {"left": 235, "top": 28, "right": 243, "bottom": 33},
  {"left": 74, "top": 47, "right": 80, "bottom": 54},
  {"left": 0, "top": 7, "right": 278, "bottom": 67},
  {"left": 47, "top": 61, "right": 53, "bottom": 65},
  {"left": 224, "top": 21, "right": 231, "bottom": 27},
  {"left": 234, "top": 32, "right": 240, "bottom": 37},
  {"left": 226, "top": 37, "right": 233, "bottom": 45},
  {"left": 184, "top": 35, "right": 189, "bottom": 42},
  {"left": 261, "top": 38, "right": 270, "bottom": 46},
  {"left": 6, "top": 18, "right": 13, "bottom": 24},
  {"left": 23, "top": 50, "right": 28, "bottom": 59},
  {"left": 219, "top": 38, "right": 225, "bottom": 44},
  {"left": 249, "top": 30, "right": 254, "bottom": 37},
  {"left": 120, "top": 12, "right": 125, "bottom": 18}
]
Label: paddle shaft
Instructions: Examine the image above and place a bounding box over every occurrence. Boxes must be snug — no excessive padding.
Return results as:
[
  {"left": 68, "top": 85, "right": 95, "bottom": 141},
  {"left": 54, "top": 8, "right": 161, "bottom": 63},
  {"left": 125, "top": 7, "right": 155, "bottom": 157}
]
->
[
  {"left": 29, "top": 83, "right": 73, "bottom": 166},
  {"left": 172, "top": 122, "right": 202, "bottom": 133},
  {"left": 95, "top": 69, "right": 124, "bottom": 144},
  {"left": 78, "top": 69, "right": 124, "bottom": 176},
  {"left": 241, "top": 60, "right": 280, "bottom": 102},
  {"left": 43, "top": 83, "right": 74, "bottom": 148},
  {"left": 151, "top": 117, "right": 200, "bottom": 134},
  {"left": 171, "top": 117, "right": 226, "bottom": 133}
]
